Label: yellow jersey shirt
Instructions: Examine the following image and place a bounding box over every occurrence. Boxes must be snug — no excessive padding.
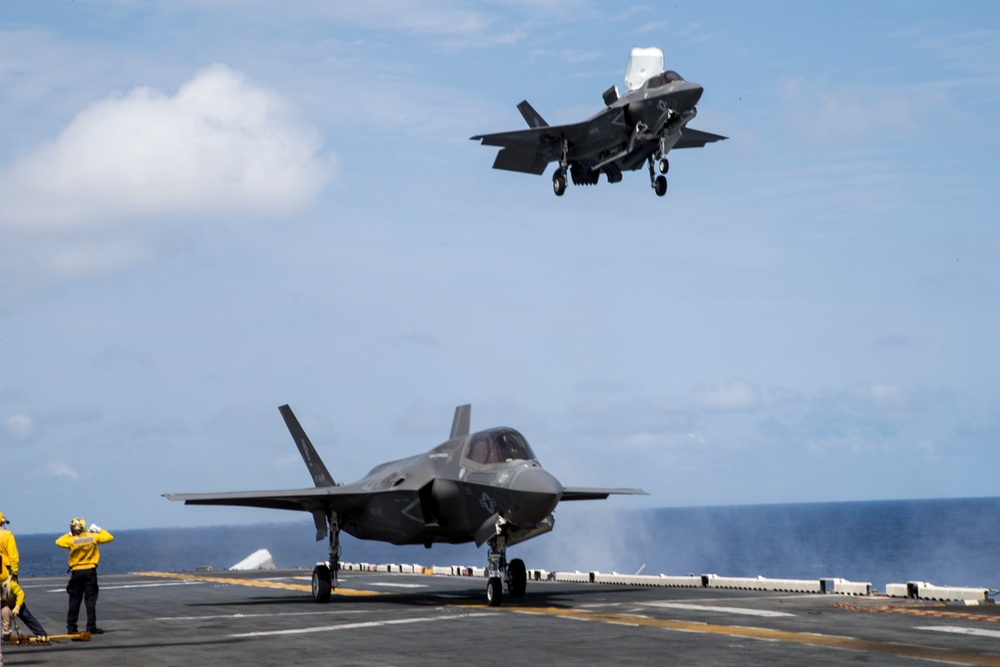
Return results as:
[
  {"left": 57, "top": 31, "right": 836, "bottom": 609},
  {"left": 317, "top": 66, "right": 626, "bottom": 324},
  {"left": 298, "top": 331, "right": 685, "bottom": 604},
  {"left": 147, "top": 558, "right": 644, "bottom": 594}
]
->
[
  {"left": 55, "top": 529, "right": 114, "bottom": 571},
  {"left": 0, "top": 529, "right": 18, "bottom": 577}
]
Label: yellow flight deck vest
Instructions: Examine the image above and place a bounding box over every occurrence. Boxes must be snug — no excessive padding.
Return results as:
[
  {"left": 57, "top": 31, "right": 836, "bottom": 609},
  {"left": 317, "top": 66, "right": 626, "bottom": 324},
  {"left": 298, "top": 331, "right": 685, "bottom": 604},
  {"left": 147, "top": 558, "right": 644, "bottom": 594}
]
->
[
  {"left": 0, "top": 529, "right": 17, "bottom": 577},
  {"left": 55, "top": 529, "right": 114, "bottom": 571},
  {"left": 1, "top": 578, "right": 25, "bottom": 608}
]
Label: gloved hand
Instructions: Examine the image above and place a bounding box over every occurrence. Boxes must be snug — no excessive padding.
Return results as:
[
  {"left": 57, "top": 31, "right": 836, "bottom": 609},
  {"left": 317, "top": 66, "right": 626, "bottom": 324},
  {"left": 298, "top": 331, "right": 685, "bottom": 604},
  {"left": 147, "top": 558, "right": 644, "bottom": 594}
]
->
[
  {"left": 88, "top": 524, "right": 102, "bottom": 533},
  {"left": 12, "top": 605, "right": 20, "bottom": 616}
]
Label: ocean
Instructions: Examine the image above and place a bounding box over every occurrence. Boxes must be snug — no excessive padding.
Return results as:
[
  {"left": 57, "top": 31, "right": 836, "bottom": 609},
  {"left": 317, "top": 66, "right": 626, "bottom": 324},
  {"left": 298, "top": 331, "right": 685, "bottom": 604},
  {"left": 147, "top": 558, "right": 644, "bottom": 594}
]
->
[{"left": 17, "top": 497, "right": 1000, "bottom": 592}]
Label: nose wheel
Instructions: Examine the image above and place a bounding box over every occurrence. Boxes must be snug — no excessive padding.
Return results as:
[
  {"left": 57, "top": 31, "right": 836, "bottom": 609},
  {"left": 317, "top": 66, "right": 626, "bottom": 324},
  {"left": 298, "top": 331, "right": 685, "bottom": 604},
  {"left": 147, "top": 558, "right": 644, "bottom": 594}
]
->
[{"left": 485, "top": 519, "right": 527, "bottom": 606}]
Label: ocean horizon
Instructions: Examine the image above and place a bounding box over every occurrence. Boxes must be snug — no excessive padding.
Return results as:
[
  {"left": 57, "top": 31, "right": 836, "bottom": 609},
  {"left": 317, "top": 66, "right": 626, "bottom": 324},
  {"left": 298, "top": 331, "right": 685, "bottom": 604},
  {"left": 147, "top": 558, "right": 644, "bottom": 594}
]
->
[{"left": 17, "top": 497, "right": 1000, "bottom": 592}]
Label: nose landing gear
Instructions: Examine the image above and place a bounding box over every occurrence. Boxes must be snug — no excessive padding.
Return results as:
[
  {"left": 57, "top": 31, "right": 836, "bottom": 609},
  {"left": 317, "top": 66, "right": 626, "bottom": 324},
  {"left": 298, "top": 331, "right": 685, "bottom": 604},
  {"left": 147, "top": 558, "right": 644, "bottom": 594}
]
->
[{"left": 485, "top": 518, "right": 527, "bottom": 606}]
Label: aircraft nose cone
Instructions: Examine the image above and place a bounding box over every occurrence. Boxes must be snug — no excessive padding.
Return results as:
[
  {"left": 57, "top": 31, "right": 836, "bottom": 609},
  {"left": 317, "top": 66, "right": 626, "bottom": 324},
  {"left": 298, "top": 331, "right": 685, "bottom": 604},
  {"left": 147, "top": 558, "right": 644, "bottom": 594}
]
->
[
  {"left": 682, "top": 82, "right": 703, "bottom": 108},
  {"left": 507, "top": 468, "right": 563, "bottom": 523}
]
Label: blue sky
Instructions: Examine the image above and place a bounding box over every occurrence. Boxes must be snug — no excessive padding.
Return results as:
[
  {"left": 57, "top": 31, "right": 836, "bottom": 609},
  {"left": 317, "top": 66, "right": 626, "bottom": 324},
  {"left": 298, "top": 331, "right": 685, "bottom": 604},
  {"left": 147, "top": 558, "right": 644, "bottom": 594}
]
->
[{"left": 1, "top": 1, "right": 998, "bottom": 534}]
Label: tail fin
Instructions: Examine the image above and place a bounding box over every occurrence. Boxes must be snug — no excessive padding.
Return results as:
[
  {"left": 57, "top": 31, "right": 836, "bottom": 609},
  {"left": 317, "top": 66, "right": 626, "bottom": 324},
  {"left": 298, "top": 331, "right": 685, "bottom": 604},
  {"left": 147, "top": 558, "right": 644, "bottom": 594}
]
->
[
  {"left": 279, "top": 404, "right": 336, "bottom": 487},
  {"left": 450, "top": 404, "right": 471, "bottom": 440},
  {"left": 517, "top": 101, "right": 548, "bottom": 129}
]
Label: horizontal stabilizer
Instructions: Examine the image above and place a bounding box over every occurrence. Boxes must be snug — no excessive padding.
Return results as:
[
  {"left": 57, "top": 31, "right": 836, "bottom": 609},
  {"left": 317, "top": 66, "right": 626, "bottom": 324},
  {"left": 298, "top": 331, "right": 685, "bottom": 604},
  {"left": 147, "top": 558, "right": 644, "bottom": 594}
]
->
[
  {"left": 561, "top": 487, "right": 648, "bottom": 501},
  {"left": 493, "top": 147, "right": 549, "bottom": 174}
]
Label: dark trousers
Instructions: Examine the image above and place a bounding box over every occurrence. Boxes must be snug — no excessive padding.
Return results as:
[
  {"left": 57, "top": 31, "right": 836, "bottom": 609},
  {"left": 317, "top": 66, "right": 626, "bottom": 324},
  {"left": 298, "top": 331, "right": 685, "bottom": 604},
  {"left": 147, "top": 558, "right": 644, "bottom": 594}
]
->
[
  {"left": 66, "top": 568, "right": 99, "bottom": 632},
  {"left": 13, "top": 603, "right": 48, "bottom": 637}
]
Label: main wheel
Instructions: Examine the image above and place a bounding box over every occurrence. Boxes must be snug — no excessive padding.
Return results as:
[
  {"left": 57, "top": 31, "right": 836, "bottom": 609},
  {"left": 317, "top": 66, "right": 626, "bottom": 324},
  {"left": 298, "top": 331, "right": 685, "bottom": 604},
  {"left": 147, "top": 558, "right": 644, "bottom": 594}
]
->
[
  {"left": 552, "top": 169, "right": 567, "bottom": 196},
  {"left": 508, "top": 558, "right": 527, "bottom": 598},
  {"left": 654, "top": 175, "right": 667, "bottom": 197},
  {"left": 312, "top": 564, "right": 332, "bottom": 603},
  {"left": 486, "top": 576, "right": 504, "bottom": 607},
  {"left": 658, "top": 157, "right": 670, "bottom": 174}
]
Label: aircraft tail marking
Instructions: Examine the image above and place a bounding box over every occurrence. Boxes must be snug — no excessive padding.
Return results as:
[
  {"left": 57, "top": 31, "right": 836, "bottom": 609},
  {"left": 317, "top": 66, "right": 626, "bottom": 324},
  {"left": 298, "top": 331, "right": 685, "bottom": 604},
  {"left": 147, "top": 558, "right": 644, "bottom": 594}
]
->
[
  {"left": 450, "top": 404, "right": 471, "bottom": 440},
  {"left": 517, "top": 101, "right": 548, "bottom": 129},
  {"left": 279, "top": 404, "right": 336, "bottom": 487}
]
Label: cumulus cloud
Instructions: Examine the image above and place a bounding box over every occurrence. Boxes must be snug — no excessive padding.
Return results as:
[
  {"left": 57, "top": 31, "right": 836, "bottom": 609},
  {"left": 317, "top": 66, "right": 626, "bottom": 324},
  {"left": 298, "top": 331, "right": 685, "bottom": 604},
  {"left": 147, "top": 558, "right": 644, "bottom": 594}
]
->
[
  {"left": 0, "top": 64, "right": 334, "bottom": 234},
  {"left": 4, "top": 413, "right": 34, "bottom": 438}
]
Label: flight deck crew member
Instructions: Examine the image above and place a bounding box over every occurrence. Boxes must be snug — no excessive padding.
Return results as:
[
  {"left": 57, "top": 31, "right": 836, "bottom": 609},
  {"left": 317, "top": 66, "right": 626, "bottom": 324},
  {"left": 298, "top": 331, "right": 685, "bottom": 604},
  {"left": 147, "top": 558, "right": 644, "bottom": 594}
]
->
[
  {"left": 0, "top": 555, "right": 10, "bottom": 667},
  {"left": 0, "top": 557, "right": 6, "bottom": 666},
  {"left": 0, "top": 514, "right": 18, "bottom": 582},
  {"left": 2, "top": 577, "right": 48, "bottom": 642},
  {"left": 55, "top": 518, "right": 114, "bottom": 635}
]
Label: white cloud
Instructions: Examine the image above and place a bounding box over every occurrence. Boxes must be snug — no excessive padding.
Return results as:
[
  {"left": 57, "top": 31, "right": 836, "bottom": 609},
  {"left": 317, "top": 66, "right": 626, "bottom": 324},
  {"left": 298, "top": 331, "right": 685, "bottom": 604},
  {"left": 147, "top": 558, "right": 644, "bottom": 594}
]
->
[
  {"left": 695, "top": 379, "right": 761, "bottom": 412},
  {"left": 0, "top": 64, "right": 334, "bottom": 234},
  {"left": 47, "top": 462, "right": 79, "bottom": 479},
  {"left": 4, "top": 413, "right": 34, "bottom": 438}
]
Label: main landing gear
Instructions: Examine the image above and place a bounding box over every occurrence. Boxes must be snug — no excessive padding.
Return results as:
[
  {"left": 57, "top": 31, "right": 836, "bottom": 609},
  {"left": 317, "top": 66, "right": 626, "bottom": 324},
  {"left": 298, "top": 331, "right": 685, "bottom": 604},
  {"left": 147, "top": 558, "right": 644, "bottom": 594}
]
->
[
  {"left": 312, "top": 512, "right": 340, "bottom": 603},
  {"left": 485, "top": 518, "right": 527, "bottom": 607},
  {"left": 648, "top": 155, "right": 668, "bottom": 197},
  {"left": 552, "top": 139, "right": 570, "bottom": 197},
  {"left": 552, "top": 169, "right": 567, "bottom": 197}
]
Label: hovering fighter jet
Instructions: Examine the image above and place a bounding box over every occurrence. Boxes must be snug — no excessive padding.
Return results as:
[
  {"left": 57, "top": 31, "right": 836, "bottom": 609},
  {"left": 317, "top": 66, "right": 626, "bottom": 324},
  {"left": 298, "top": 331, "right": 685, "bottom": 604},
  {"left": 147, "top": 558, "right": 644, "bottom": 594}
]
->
[
  {"left": 471, "top": 47, "right": 725, "bottom": 197},
  {"left": 165, "top": 404, "right": 644, "bottom": 607}
]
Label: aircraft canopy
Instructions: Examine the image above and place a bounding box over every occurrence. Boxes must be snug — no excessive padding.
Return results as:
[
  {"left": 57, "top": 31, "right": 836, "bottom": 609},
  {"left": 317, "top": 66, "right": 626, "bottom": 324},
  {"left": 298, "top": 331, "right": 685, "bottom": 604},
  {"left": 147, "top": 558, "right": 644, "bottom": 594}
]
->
[
  {"left": 465, "top": 428, "right": 536, "bottom": 465},
  {"left": 646, "top": 70, "right": 685, "bottom": 88}
]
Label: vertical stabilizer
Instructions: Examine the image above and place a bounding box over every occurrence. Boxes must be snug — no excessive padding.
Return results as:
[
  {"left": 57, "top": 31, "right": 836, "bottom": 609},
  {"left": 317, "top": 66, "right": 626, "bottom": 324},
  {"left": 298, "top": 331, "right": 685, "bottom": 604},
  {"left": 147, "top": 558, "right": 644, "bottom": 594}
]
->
[
  {"left": 516, "top": 101, "right": 549, "bottom": 129},
  {"left": 450, "top": 404, "right": 472, "bottom": 440},
  {"left": 279, "top": 404, "right": 336, "bottom": 487}
]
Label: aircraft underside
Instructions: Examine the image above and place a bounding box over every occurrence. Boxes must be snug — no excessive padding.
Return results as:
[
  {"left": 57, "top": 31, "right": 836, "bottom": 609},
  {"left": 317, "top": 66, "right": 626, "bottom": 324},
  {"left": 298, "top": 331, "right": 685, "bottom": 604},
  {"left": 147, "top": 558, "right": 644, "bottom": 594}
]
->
[{"left": 555, "top": 151, "right": 670, "bottom": 198}]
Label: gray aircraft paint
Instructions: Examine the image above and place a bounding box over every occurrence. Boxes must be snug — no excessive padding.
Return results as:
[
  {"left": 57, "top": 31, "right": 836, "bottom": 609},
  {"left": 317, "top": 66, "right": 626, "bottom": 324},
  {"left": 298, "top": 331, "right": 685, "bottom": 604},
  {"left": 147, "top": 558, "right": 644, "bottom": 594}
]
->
[
  {"left": 471, "top": 47, "right": 725, "bottom": 197},
  {"left": 165, "top": 403, "right": 644, "bottom": 606}
]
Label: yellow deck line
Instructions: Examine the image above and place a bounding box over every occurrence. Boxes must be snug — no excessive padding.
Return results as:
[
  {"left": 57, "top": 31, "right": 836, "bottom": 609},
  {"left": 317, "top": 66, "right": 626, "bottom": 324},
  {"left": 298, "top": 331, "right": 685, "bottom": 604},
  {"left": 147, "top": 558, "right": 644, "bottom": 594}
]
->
[
  {"left": 136, "top": 572, "right": 384, "bottom": 597},
  {"left": 833, "top": 602, "right": 1000, "bottom": 623},
  {"left": 511, "top": 606, "right": 1000, "bottom": 667},
  {"left": 133, "top": 573, "right": 1000, "bottom": 665}
]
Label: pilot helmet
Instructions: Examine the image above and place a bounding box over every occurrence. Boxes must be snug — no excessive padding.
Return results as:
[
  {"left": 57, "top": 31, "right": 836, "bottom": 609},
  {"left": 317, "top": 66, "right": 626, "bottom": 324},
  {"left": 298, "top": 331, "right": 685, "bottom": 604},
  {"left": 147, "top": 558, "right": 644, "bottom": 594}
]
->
[{"left": 70, "top": 517, "right": 86, "bottom": 535}]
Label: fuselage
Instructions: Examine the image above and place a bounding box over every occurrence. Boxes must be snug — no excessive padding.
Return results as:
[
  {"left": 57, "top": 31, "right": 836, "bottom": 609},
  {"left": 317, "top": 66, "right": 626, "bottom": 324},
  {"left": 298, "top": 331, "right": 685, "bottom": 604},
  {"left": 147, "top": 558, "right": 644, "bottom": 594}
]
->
[
  {"left": 569, "top": 70, "right": 704, "bottom": 177},
  {"left": 337, "top": 427, "right": 563, "bottom": 546}
]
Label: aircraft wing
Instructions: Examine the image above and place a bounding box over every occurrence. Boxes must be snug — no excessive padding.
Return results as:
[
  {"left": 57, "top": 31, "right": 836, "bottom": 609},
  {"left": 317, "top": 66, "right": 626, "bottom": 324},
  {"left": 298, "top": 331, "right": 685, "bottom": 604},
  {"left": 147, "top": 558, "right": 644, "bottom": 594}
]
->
[
  {"left": 561, "top": 487, "right": 648, "bottom": 501},
  {"left": 470, "top": 121, "right": 591, "bottom": 175},
  {"left": 674, "top": 127, "right": 728, "bottom": 149},
  {"left": 164, "top": 486, "right": 369, "bottom": 514}
]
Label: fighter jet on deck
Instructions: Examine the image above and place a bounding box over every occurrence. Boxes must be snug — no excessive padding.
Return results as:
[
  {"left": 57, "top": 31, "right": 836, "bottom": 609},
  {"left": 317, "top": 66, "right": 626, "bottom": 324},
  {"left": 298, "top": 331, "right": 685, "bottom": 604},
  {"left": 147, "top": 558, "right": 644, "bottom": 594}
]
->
[
  {"left": 165, "top": 404, "right": 644, "bottom": 606},
  {"left": 471, "top": 47, "right": 725, "bottom": 197}
]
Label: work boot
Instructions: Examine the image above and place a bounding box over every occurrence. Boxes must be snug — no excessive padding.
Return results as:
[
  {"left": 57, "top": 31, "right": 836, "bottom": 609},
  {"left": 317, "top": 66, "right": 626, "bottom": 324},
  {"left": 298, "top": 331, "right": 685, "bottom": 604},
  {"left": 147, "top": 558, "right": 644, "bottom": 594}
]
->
[{"left": 89, "top": 627, "right": 104, "bottom": 634}]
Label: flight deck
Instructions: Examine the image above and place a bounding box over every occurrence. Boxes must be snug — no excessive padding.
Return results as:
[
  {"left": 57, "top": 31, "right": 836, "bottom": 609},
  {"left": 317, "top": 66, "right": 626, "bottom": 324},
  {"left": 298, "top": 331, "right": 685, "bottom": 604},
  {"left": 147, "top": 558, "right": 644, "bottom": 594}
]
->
[{"left": 6, "top": 569, "right": 999, "bottom": 666}]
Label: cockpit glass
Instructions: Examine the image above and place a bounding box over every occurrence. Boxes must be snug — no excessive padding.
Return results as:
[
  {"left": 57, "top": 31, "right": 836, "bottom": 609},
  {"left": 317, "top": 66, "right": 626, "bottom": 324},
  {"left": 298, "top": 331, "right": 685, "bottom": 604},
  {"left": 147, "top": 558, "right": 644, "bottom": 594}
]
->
[
  {"left": 647, "top": 70, "right": 684, "bottom": 88},
  {"left": 465, "top": 428, "right": 536, "bottom": 464}
]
